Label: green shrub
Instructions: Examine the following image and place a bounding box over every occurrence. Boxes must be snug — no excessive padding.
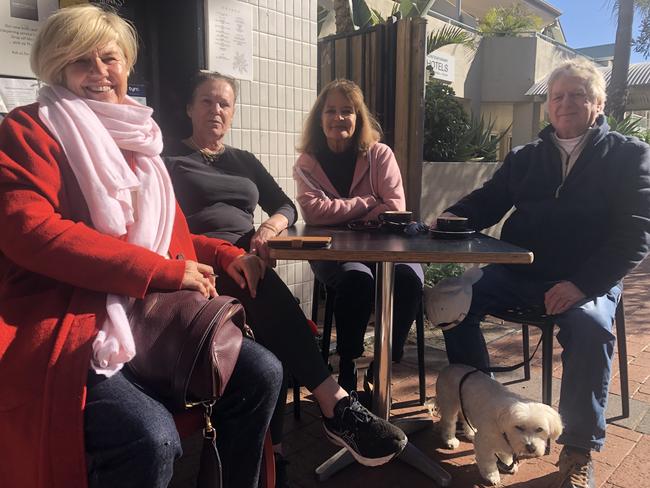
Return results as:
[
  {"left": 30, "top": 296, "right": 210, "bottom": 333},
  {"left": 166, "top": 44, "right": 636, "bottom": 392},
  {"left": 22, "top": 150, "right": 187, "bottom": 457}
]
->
[
  {"left": 424, "top": 263, "right": 465, "bottom": 287},
  {"left": 478, "top": 5, "right": 543, "bottom": 36},
  {"left": 423, "top": 80, "right": 468, "bottom": 161}
]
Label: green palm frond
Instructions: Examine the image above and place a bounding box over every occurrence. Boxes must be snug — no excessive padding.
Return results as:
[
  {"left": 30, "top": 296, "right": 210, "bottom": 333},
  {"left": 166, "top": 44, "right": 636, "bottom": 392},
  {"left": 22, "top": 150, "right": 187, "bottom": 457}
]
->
[
  {"left": 607, "top": 114, "right": 646, "bottom": 137},
  {"left": 351, "top": 0, "right": 385, "bottom": 29},
  {"left": 427, "top": 24, "right": 476, "bottom": 54},
  {"left": 317, "top": 5, "right": 329, "bottom": 36},
  {"left": 455, "top": 115, "right": 510, "bottom": 162}
]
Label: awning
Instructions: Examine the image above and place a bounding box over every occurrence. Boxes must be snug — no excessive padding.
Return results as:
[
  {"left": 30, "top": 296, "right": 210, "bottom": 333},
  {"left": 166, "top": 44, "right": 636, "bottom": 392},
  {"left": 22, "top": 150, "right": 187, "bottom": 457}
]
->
[{"left": 525, "top": 61, "right": 650, "bottom": 96}]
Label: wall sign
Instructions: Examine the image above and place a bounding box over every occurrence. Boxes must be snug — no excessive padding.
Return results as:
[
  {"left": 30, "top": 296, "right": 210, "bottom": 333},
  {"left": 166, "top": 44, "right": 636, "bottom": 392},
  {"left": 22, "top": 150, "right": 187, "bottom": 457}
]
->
[
  {"left": 427, "top": 52, "right": 455, "bottom": 83},
  {"left": 0, "top": 0, "right": 58, "bottom": 77},
  {"left": 204, "top": 0, "right": 253, "bottom": 81},
  {"left": 0, "top": 77, "right": 40, "bottom": 113}
]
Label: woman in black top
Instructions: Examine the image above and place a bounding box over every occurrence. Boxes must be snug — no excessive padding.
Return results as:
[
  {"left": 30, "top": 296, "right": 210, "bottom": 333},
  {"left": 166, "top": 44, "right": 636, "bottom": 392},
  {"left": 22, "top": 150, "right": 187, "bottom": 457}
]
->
[{"left": 164, "top": 71, "right": 407, "bottom": 485}]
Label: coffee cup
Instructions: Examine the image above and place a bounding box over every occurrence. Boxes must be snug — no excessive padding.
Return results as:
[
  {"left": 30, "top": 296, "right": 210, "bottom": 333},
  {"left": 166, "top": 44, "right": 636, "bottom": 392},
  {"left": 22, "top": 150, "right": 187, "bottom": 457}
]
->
[
  {"left": 378, "top": 210, "right": 412, "bottom": 225},
  {"left": 436, "top": 216, "right": 468, "bottom": 232}
]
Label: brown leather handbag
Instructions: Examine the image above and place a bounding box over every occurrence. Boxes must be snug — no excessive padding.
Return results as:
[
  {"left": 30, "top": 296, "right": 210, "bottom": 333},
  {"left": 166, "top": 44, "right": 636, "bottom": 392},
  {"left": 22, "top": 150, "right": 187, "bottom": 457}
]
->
[
  {"left": 126, "top": 290, "right": 248, "bottom": 411},
  {"left": 126, "top": 290, "right": 250, "bottom": 488}
]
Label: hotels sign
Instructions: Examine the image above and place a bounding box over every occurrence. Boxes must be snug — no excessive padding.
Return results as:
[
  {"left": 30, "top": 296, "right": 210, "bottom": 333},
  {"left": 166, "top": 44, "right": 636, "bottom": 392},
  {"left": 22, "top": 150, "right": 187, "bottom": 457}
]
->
[{"left": 427, "top": 52, "right": 455, "bottom": 83}]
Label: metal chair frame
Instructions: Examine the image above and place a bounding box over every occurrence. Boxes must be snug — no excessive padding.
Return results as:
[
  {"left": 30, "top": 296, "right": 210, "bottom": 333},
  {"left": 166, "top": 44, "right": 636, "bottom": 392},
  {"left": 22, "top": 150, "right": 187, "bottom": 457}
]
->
[{"left": 490, "top": 297, "right": 629, "bottom": 418}]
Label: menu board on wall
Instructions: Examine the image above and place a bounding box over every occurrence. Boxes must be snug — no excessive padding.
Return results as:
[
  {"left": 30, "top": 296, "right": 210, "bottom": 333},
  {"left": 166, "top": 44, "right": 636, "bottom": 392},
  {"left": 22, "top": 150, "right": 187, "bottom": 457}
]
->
[
  {"left": 0, "top": 0, "right": 59, "bottom": 77},
  {"left": 204, "top": 0, "right": 253, "bottom": 81}
]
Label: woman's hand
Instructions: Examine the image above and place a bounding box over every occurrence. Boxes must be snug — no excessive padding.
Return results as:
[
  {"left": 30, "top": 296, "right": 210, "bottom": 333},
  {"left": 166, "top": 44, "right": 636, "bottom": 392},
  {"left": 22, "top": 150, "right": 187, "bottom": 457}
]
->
[
  {"left": 226, "top": 254, "right": 266, "bottom": 298},
  {"left": 250, "top": 224, "right": 277, "bottom": 266},
  {"left": 250, "top": 215, "right": 288, "bottom": 267},
  {"left": 181, "top": 260, "right": 217, "bottom": 298}
]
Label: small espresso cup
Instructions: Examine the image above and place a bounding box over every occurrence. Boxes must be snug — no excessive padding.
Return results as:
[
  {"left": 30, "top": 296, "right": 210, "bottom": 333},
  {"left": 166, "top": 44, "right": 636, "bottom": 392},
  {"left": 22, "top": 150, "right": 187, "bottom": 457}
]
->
[
  {"left": 378, "top": 210, "right": 413, "bottom": 224},
  {"left": 436, "top": 216, "right": 468, "bottom": 232}
]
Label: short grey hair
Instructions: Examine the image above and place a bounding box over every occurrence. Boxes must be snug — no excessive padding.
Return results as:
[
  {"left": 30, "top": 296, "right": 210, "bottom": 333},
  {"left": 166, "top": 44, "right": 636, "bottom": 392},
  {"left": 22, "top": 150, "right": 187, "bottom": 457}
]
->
[{"left": 547, "top": 58, "right": 607, "bottom": 105}]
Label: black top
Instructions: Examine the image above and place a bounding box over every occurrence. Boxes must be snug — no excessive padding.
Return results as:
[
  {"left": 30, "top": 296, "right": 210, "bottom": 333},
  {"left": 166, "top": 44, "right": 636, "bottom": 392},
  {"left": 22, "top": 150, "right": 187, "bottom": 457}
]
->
[
  {"left": 315, "top": 146, "right": 357, "bottom": 197},
  {"left": 447, "top": 114, "right": 650, "bottom": 297},
  {"left": 164, "top": 140, "right": 297, "bottom": 246}
]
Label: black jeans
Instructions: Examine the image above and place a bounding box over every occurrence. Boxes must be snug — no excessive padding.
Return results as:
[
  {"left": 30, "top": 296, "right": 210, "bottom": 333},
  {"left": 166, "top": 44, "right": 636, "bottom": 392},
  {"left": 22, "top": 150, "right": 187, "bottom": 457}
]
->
[
  {"left": 311, "top": 261, "right": 424, "bottom": 362},
  {"left": 84, "top": 338, "right": 282, "bottom": 488}
]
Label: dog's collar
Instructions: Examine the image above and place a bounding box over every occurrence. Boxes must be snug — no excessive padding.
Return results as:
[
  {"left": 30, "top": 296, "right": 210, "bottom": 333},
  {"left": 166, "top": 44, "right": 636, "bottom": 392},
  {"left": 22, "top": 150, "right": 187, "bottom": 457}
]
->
[{"left": 495, "top": 432, "right": 518, "bottom": 471}]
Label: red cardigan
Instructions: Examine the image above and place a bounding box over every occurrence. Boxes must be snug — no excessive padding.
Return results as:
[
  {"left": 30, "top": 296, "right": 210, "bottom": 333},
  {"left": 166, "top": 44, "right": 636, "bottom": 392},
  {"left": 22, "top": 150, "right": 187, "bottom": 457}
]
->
[{"left": 0, "top": 104, "right": 245, "bottom": 488}]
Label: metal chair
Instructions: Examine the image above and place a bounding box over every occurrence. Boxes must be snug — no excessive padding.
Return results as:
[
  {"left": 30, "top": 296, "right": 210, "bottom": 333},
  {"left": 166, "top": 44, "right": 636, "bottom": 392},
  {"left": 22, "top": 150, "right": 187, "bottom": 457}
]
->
[
  {"left": 292, "top": 276, "right": 427, "bottom": 419},
  {"left": 490, "top": 296, "right": 629, "bottom": 418}
]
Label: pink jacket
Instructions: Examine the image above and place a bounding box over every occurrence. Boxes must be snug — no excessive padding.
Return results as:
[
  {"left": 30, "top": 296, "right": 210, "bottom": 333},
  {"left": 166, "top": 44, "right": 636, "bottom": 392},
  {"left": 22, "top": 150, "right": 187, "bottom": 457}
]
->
[{"left": 293, "top": 142, "right": 406, "bottom": 225}]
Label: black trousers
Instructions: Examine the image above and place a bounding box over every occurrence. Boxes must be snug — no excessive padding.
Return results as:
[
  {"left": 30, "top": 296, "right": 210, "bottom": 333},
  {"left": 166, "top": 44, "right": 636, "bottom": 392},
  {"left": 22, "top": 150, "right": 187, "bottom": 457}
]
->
[
  {"left": 217, "top": 268, "right": 331, "bottom": 444},
  {"left": 311, "top": 261, "right": 424, "bottom": 362}
]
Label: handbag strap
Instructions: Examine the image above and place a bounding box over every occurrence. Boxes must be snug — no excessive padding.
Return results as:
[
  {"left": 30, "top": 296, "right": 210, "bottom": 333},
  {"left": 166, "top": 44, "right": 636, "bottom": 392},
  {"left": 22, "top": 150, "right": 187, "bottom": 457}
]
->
[{"left": 197, "top": 402, "right": 222, "bottom": 488}]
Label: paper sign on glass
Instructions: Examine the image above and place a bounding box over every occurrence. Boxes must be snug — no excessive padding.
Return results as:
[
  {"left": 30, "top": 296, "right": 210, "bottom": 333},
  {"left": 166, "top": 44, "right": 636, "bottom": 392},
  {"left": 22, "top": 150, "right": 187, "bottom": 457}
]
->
[
  {"left": 0, "top": 0, "right": 59, "bottom": 78},
  {"left": 204, "top": 0, "right": 254, "bottom": 81}
]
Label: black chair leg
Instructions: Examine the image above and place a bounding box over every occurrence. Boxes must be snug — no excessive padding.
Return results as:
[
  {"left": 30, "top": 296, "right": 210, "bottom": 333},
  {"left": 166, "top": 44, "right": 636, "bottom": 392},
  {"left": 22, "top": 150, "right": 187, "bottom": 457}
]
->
[
  {"left": 615, "top": 298, "right": 630, "bottom": 419},
  {"left": 321, "top": 287, "right": 335, "bottom": 365},
  {"left": 541, "top": 325, "right": 554, "bottom": 406},
  {"left": 522, "top": 324, "right": 531, "bottom": 381},
  {"left": 416, "top": 301, "right": 426, "bottom": 405},
  {"left": 292, "top": 381, "right": 301, "bottom": 419}
]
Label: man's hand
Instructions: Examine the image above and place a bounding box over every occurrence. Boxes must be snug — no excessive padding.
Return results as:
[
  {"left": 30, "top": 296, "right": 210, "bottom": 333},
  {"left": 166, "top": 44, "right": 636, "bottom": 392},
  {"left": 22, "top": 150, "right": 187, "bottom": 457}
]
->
[
  {"left": 226, "top": 254, "right": 266, "bottom": 298},
  {"left": 181, "top": 260, "right": 217, "bottom": 298},
  {"left": 544, "top": 281, "right": 586, "bottom": 315}
]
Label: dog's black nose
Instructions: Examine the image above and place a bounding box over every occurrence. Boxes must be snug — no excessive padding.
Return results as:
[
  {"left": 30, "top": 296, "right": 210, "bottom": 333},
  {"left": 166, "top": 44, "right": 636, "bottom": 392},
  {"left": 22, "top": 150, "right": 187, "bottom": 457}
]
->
[{"left": 526, "top": 443, "right": 536, "bottom": 454}]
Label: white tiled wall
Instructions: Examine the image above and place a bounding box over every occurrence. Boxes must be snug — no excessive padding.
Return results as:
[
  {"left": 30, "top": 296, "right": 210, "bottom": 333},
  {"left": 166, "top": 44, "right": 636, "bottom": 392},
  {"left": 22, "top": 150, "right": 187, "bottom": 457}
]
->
[{"left": 224, "top": 0, "right": 318, "bottom": 315}]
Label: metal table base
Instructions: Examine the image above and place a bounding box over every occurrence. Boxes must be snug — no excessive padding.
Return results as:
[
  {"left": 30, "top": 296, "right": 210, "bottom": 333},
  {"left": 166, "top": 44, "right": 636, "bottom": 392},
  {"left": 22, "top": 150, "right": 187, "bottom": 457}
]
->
[{"left": 315, "top": 263, "right": 451, "bottom": 486}]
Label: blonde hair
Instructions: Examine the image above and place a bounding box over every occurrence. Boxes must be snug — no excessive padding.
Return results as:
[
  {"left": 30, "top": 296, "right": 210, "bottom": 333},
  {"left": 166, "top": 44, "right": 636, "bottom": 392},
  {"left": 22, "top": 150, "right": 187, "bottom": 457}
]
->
[
  {"left": 31, "top": 4, "right": 138, "bottom": 86},
  {"left": 298, "top": 79, "right": 382, "bottom": 155},
  {"left": 547, "top": 59, "right": 607, "bottom": 105}
]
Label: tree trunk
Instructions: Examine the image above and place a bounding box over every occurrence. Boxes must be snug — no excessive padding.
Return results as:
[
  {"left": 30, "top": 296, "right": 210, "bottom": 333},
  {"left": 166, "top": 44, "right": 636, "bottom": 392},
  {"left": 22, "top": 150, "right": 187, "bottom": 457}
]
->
[
  {"left": 606, "top": 0, "right": 634, "bottom": 121},
  {"left": 333, "top": 0, "right": 355, "bottom": 33}
]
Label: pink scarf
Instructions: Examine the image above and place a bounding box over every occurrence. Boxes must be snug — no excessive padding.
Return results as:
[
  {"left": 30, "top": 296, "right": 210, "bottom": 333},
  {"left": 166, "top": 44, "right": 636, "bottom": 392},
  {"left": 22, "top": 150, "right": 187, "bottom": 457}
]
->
[{"left": 38, "top": 85, "right": 176, "bottom": 376}]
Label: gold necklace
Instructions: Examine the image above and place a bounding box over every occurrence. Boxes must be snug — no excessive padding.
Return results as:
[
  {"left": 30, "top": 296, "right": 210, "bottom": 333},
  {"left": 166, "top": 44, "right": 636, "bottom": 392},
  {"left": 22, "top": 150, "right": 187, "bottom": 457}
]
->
[{"left": 185, "top": 137, "right": 226, "bottom": 164}]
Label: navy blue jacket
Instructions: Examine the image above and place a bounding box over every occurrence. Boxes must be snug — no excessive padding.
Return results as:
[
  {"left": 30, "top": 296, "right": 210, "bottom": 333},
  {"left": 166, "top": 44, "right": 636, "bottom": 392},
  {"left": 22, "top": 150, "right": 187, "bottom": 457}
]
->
[{"left": 447, "top": 115, "right": 650, "bottom": 297}]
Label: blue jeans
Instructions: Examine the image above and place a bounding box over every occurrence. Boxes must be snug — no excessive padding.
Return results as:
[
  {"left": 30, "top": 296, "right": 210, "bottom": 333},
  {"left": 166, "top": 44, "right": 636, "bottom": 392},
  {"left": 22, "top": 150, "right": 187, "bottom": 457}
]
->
[
  {"left": 311, "top": 261, "right": 424, "bottom": 362},
  {"left": 84, "top": 338, "right": 282, "bottom": 488},
  {"left": 442, "top": 264, "right": 620, "bottom": 452}
]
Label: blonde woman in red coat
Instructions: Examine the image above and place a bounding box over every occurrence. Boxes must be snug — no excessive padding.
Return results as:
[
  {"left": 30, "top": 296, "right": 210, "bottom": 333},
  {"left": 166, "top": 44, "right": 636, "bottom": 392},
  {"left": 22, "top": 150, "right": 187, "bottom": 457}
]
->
[{"left": 0, "top": 6, "right": 282, "bottom": 488}]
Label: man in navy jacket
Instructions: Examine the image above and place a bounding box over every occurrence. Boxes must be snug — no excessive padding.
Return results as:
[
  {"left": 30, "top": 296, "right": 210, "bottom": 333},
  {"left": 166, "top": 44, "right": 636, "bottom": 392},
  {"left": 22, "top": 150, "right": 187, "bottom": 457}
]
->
[{"left": 439, "top": 59, "right": 650, "bottom": 488}]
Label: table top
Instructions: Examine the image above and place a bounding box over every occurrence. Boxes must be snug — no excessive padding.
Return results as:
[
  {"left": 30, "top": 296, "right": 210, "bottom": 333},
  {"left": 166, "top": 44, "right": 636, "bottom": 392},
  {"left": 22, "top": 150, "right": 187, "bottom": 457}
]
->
[{"left": 269, "top": 224, "right": 534, "bottom": 264}]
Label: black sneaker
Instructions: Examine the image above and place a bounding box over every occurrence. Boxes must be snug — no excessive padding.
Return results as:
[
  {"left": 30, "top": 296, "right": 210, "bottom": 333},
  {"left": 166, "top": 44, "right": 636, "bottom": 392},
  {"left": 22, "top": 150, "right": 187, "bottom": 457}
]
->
[
  {"left": 322, "top": 392, "right": 408, "bottom": 467},
  {"left": 556, "top": 446, "right": 595, "bottom": 488}
]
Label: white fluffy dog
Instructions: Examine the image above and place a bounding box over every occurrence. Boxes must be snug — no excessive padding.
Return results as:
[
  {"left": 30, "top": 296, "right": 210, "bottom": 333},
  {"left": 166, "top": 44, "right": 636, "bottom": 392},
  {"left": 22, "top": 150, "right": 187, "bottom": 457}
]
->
[{"left": 436, "top": 364, "right": 563, "bottom": 485}]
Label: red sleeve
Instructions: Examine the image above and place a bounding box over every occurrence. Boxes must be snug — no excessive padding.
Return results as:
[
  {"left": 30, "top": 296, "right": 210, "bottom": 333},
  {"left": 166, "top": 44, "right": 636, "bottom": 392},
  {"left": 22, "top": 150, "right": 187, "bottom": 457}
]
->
[
  {"left": 192, "top": 233, "right": 246, "bottom": 272},
  {"left": 0, "top": 106, "right": 182, "bottom": 299}
]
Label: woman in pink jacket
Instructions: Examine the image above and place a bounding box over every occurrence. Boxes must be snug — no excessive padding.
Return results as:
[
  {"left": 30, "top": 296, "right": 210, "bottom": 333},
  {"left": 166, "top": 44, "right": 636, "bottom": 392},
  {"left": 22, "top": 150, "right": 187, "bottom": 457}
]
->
[{"left": 293, "top": 79, "right": 423, "bottom": 392}]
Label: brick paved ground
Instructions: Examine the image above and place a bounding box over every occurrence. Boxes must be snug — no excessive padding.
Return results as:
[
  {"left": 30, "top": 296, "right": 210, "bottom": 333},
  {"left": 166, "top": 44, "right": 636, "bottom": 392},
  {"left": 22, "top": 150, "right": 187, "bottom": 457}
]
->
[{"left": 281, "top": 259, "right": 650, "bottom": 488}]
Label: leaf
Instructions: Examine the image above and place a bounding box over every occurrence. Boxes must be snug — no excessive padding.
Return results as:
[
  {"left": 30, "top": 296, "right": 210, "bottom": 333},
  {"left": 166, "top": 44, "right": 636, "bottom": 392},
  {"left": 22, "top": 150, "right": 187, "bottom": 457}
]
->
[{"left": 427, "top": 24, "right": 476, "bottom": 53}]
